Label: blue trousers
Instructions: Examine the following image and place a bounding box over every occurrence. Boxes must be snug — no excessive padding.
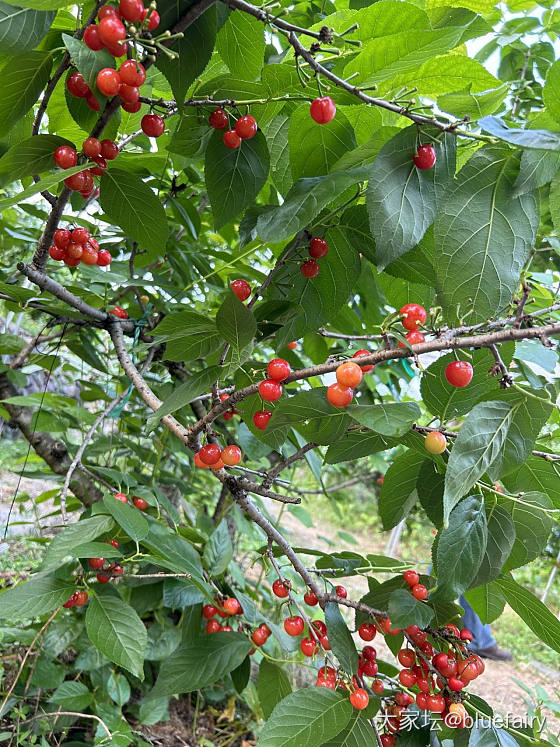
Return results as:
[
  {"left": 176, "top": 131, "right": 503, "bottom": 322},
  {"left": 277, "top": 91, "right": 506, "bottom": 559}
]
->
[{"left": 459, "top": 595, "right": 496, "bottom": 651}]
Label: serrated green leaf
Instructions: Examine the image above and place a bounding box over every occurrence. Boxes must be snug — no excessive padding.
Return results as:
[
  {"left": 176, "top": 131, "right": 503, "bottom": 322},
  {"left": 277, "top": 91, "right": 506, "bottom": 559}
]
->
[
  {"left": 469, "top": 503, "right": 515, "bottom": 588},
  {"left": 103, "top": 495, "right": 149, "bottom": 542},
  {"left": 464, "top": 582, "right": 505, "bottom": 624},
  {"left": 203, "top": 520, "right": 233, "bottom": 575},
  {"left": 480, "top": 116, "right": 560, "bottom": 150},
  {"left": 62, "top": 34, "right": 114, "bottom": 95},
  {"left": 324, "top": 602, "right": 358, "bottom": 674},
  {"left": 216, "top": 291, "right": 257, "bottom": 349},
  {"left": 0, "top": 51, "right": 51, "bottom": 133},
  {"left": 388, "top": 588, "right": 435, "bottom": 628},
  {"left": 379, "top": 450, "right": 425, "bottom": 530},
  {"left": 502, "top": 456, "right": 560, "bottom": 509},
  {"left": 216, "top": 9, "right": 264, "bottom": 81},
  {"left": 42, "top": 515, "right": 115, "bottom": 569},
  {"left": 289, "top": 105, "right": 356, "bottom": 180},
  {"left": 347, "top": 402, "right": 420, "bottom": 437},
  {"left": 147, "top": 366, "right": 221, "bottom": 428},
  {"left": 0, "top": 134, "right": 74, "bottom": 186},
  {"left": 0, "top": 3, "right": 55, "bottom": 53},
  {"left": 50, "top": 681, "right": 92, "bottom": 711},
  {"left": 502, "top": 492, "right": 554, "bottom": 571},
  {"left": 543, "top": 60, "right": 560, "bottom": 126},
  {"left": 0, "top": 574, "right": 75, "bottom": 622},
  {"left": 151, "top": 310, "right": 222, "bottom": 362},
  {"left": 258, "top": 660, "right": 292, "bottom": 719},
  {"left": 266, "top": 388, "right": 351, "bottom": 446}
]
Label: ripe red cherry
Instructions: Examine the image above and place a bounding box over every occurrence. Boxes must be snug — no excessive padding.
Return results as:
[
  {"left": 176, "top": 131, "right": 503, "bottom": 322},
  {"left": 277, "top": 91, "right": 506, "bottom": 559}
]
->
[
  {"left": 97, "top": 248, "right": 112, "bottom": 266},
  {"left": 114, "top": 492, "right": 127, "bottom": 502},
  {"left": 111, "top": 564, "right": 123, "bottom": 575},
  {"left": 133, "top": 496, "right": 149, "bottom": 510},
  {"left": 380, "top": 736, "right": 395, "bottom": 747},
  {"left": 235, "top": 115, "right": 257, "bottom": 139},
  {"left": 110, "top": 306, "right": 128, "bottom": 319},
  {"left": 64, "top": 254, "right": 81, "bottom": 267},
  {"left": 198, "top": 444, "right": 221, "bottom": 465},
  {"left": 82, "top": 137, "right": 101, "bottom": 158},
  {"left": 63, "top": 591, "right": 78, "bottom": 608},
  {"left": 251, "top": 627, "right": 268, "bottom": 646},
  {"left": 206, "top": 619, "right": 221, "bottom": 633},
  {"left": 71, "top": 227, "right": 89, "bottom": 243},
  {"left": 448, "top": 676, "right": 465, "bottom": 691},
  {"left": 399, "top": 669, "right": 416, "bottom": 687},
  {"left": 359, "top": 623, "right": 376, "bottom": 641},
  {"left": 412, "top": 582, "right": 427, "bottom": 599},
  {"left": 309, "top": 237, "right": 328, "bottom": 258},
  {"left": 106, "top": 41, "right": 128, "bottom": 57},
  {"left": 287, "top": 341, "right": 298, "bottom": 350},
  {"left": 106, "top": 538, "right": 119, "bottom": 549},
  {"left": 272, "top": 579, "right": 289, "bottom": 598},
  {"left": 54, "top": 146, "right": 77, "bottom": 169},
  {"left": 84, "top": 24, "right": 105, "bottom": 51},
  {"left": 336, "top": 361, "right": 363, "bottom": 388},
  {"left": 427, "top": 694, "right": 445, "bottom": 713},
  {"left": 372, "top": 679, "right": 384, "bottom": 694},
  {"left": 350, "top": 688, "right": 369, "bottom": 710},
  {"left": 88, "top": 557, "right": 105, "bottom": 569},
  {"left": 327, "top": 383, "right": 353, "bottom": 408},
  {"left": 253, "top": 410, "right": 271, "bottom": 430},
  {"left": 54, "top": 228, "right": 71, "bottom": 248},
  {"left": 119, "top": 59, "right": 146, "bottom": 86},
  {"left": 445, "top": 360, "right": 473, "bottom": 388},
  {"left": 284, "top": 615, "right": 304, "bottom": 636},
  {"left": 119, "top": 84, "right": 139, "bottom": 105},
  {"left": 203, "top": 604, "right": 217, "bottom": 618},
  {"left": 209, "top": 108, "right": 228, "bottom": 130},
  {"left": 310, "top": 96, "right": 336, "bottom": 124},
  {"left": 400, "top": 303, "right": 427, "bottom": 331},
  {"left": 460, "top": 628, "right": 473, "bottom": 642},
  {"left": 259, "top": 379, "right": 282, "bottom": 402},
  {"left": 145, "top": 9, "right": 159, "bottom": 29},
  {"left": 403, "top": 570, "right": 419, "bottom": 587},
  {"left": 335, "top": 585, "right": 347, "bottom": 598},
  {"left": 310, "top": 619, "right": 327, "bottom": 636},
  {"left": 49, "top": 244, "right": 65, "bottom": 261},
  {"left": 74, "top": 590, "right": 89, "bottom": 606},
  {"left": 300, "top": 259, "right": 319, "bottom": 278},
  {"left": 98, "top": 15, "right": 126, "bottom": 45},
  {"left": 304, "top": 589, "right": 318, "bottom": 606},
  {"left": 267, "top": 358, "right": 291, "bottom": 382},
  {"left": 66, "top": 242, "right": 83, "bottom": 260},
  {"left": 362, "top": 645, "right": 376, "bottom": 661},
  {"left": 223, "top": 597, "right": 242, "bottom": 615},
  {"left": 221, "top": 445, "right": 242, "bottom": 466},
  {"left": 317, "top": 674, "right": 336, "bottom": 689},
  {"left": 67, "top": 72, "right": 90, "bottom": 98},
  {"left": 81, "top": 246, "right": 98, "bottom": 265},
  {"left": 96, "top": 572, "right": 111, "bottom": 583},
  {"left": 447, "top": 623, "right": 461, "bottom": 636},
  {"left": 413, "top": 144, "right": 437, "bottom": 170},
  {"left": 122, "top": 100, "right": 141, "bottom": 113},
  {"left": 398, "top": 330, "right": 425, "bottom": 348},
  {"left": 352, "top": 349, "right": 374, "bottom": 372},
  {"left": 86, "top": 92, "right": 100, "bottom": 110},
  {"left": 221, "top": 129, "right": 240, "bottom": 149},
  {"left": 141, "top": 113, "right": 165, "bottom": 137},
  {"left": 119, "top": 0, "right": 143, "bottom": 22},
  {"left": 97, "top": 68, "right": 121, "bottom": 96},
  {"left": 300, "top": 637, "right": 317, "bottom": 657},
  {"left": 361, "top": 658, "right": 377, "bottom": 676},
  {"left": 100, "top": 139, "right": 118, "bottom": 160},
  {"left": 397, "top": 648, "right": 415, "bottom": 668},
  {"left": 64, "top": 171, "right": 88, "bottom": 191},
  {"left": 231, "top": 278, "right": 251, "bottom": 301},
  {"left": 98, "top": 4, "right": 118, "bottom": 18}
]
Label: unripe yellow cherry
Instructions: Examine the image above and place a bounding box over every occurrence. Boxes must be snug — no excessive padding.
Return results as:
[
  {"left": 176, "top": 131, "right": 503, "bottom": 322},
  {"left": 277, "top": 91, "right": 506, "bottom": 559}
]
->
[{"left": 424, "top": 431, "right": 447, "bottom": 454}]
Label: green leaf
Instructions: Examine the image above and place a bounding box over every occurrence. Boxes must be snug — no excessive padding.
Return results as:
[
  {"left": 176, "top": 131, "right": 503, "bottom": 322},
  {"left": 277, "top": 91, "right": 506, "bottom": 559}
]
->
[
  {"left": 142, "top": 521, "right": 204, "bottom": 578},
  {"left": 139, "top": 696, "right": 169, "bottom": 725},
  {"left": 62, "top": 34, "right": 115, "bottom": 95},
  {"left": 266, "top": 113, "right": 292, "bottom": 196},
  {"left": 346, "top": 402, "right": 420, "bottom": 437},
  {"left": 388, "top": 588, "right": 435, "bottom": 628},
  {"left": 438, "top": 84, "right": 508, "bottom": 120},
  {"left": 366, "top": 126, "right": 455, "bottom": 269},
  {"left": 216, "top": 9, "right": 264, "bottom": 81},
  {"left": 469, "top": 726, "right": 519, "bottom": 747},
  {"left": 266, "top": 388, "right": 351, "bottom": 446},
  {"left": 86, "top": 592, "right": 147, "bottom": 679},
  {"left": 258, "top": 688, "right": 353, "bottom": 747},
  {"left": 416, "top": 460, "right": 445, "bottom": 529},
  {"left": 0, "top": 52, "right": 51, "bottom": 132},
  {"left": 256, "top": 166, "right": 371, "bottom": 242},
  {"left": 50, "top": 681, "right": 92, "bottom": 711},
  {"left": 479, "top": 115, "right": 560, "bottom": 150},
  {"left": 443, "top": 401, "right": 516, "bottom": 522},
  {"left": 258, "top": 659, "right": 292, "bottom": 719},
  {"left": 42, "top": 515, "right": 115, "bottom": 569},
  {"left": 106, "top": 671, "right": 131, "bottom": 706},
  {"left": 470, "top": 503, "right": 515, "bottom": 588},
  {"left": 103, "top": 495, "right": 149, "bottom": 542},
  {"left": 0, "top": 134, "right": 74, "bottom": 186},
  {"left": 151, "top": 310, "right": 221, "bottom": 362},
  {"left": 100, "top": 169, "right": 169, "bottom": 250},
  {"left": 432, "top": 496, "right": 488, "bottom": 602},
  {"left": 289, "top": 105, "right": 356, "bottom": 180},
  {"left": 145, "top": 619, "right": 182, "bottom": 661},
  {"left": 495, "top": 574, "right": 560, "bottom": 654},
  {"left": 157, "top": 4, "right": 217, "bottom": 105},
  {"left": 72, "top": 541, "right": 123, "bottom": 559},
  {"left": 151, "top": 632, "right": 252, "bottom": 696},
  {"left": 548, "top": 170, "right": 560, "bottom": 240},
  {"left": 324, "top": 602, "right": 358, "bottom": 675},
  {"left": 0, "top": 161, "right": 90, "bottom": 211},
  {"left": 378, "top": 450, "right": 425, "bottom": 530},
  {"left": 464, "top": 582, "right": 505, "bottom": 624},
  {"left": 0, "top": 574, "right": 75, "bottom": 622},
  {"left": 543, "top": 60, "right": 560, "bottom": 126},
  {"left": 216, "top": 291, "right": 257, "bottom": 350},
  {"left": 231, "top": 654, "right": 251, "bottom": 693},
  {"left": 325, "top": 431, "right": 398, "bottom": 464},
  {"left": 147, "top": 366, "right": 221, "bottom": 428},
  {"left": 163, "top": 578, "right": 207, "bottom": 608},
  {"left": 322, "top": 712, "right": 377, "bottom": 747},
  {"left": 203, "top": 520, "right": 233, "bottom": 576},
  {"left": 0, "top": 3, "right": 55, "bottom": 54},
  {"left": 502, "top": 456, "right": 560, "bottom": 510},
  {"left": 434, "top": 145, "right": 539, "bottom": 324},
  {"left": 168, "top": 109, "right": 212, "bottom": 159},
  {"left": 205, "top": 129, "right": 269, "bottom": 229},
  {"left": 502, "top": 492, "right": 554, "bottom": 571}
]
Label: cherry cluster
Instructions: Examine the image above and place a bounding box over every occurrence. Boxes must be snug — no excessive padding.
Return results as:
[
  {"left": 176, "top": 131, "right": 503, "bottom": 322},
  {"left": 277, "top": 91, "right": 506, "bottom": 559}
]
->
[
  {"left": 83, "top": 1, "right": 159, "bottom": 61},
  {"left": 202, "top": 597, "right": 244, "bottom": 634},
  {"left": 219, "top": 392, "right": 240, "bottom": 422},
  {"left": 53, "top": 135, "right": 119, "bottom": 197},
  {"left": 110, "top": 305, "right": 129, "bottom": 319},
  {"left": 49, "top": 225, "right": 111, "bottom": 268},
  {"left": 195, "top": 443, "right": 243, "bottom": 470},
  {"left": 208, "top": 108, "right": 258, "bottom": 150},
  {"left": 88, "top": 552, "right": 124, "bottom": 583},
  {"left": 300, "top": 236, "right": 329, "bottom": 279},
  {"left": 326, "top": 359, "right": 364, "bottom": 408}
]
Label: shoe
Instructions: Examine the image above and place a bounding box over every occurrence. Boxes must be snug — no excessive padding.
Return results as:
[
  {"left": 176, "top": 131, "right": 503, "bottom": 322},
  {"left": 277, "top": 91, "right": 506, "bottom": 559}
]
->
[{"left": 473, "top": 644, "right": 513, "bottom": 662}]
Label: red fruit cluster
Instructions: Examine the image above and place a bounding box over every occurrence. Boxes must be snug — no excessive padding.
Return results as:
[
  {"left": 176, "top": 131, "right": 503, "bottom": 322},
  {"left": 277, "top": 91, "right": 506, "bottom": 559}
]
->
[
  {"left": 83, "top": 2, "right": 158, "bottom": 62},
  {"left": 89, "top": 555, "right": 123, "bottom": 583},
  {"left": 219, "top": 392, "right": 239, "bottom": 422},
  {"left": 301, "top": 237, "right": 328, "bottom": 278},
  {"left": 257, "top": 355, "right": 291, "bottom": 409},
  {"left": 218, "top": 113, "right": 258, "bottom": 150},
  {"left": 403, "top": 568, "right": 428, "bottom": 601},
  {"left": 54, "top": 135, "right": 119, "bottom": 198},
  {"left": 49, "top": 226, "right": 111, "bottom": 268},
  {"left": 327, "top": 361, "right": 363, "bottom": 408},
  {"left": 195, "top": 443, "right": 243, "bottom": 471},
  {"left": 110, "top": 305, "right": 128, "bottom": 319},
  {"left": 203, "top": 596, "right": 243, "bottom": 633},
  {"left": 62, "top": 589, "right": 88, "bottom": 608}
]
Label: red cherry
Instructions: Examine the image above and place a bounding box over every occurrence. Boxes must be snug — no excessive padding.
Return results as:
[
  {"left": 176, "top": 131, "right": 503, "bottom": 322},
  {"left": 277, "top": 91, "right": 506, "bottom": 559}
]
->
[
  {"left": 97, "top": 68, "right": 121, "bottom": 96},
  {"left": 310, "top": 620, "right": 327, "bottom": 636},
  {"left": 361, "top": 658, "right": 378, "bottom": 676},
  {"left": 84, "top": 24, "right": 105, "bottom": 50},
  {"left": 49, "top": 244, "right": 65, "bottom": 261},
  {"left": 272, "top": 578, "right": 289, "bottom": 598},
  {"left": 206, "top": 619, "right": 221, "bottom": 633},
  {"left": 141, "top": 113, "right": 165, "bottom": 137},
  {"left": 98, "top": 4, "right": 118, "bottom": 18},
  {"left": 231, "top": 278, "right": 251, "bottom": 301},
  {"left": 397, "top": 648, "right": 415, "bottom": 667},
  {"left": 74, "top": 590, "right": 89, "bottom": 606},
  {"left": 81, "top": 246, "right": 98, "bottom": 265},
  {"left": 203, "top": 604, "right": 217, "bottom": 618},
  {"left": 372, "top": 679, "right": 384, "bottom": 694},
  {"left": 445, "top": 361, "right": 473, "bottom": 388},
  {"left": 53, "top": 228, "right": 71, "bottom": 249},
  {"left": 300, "top": 259, "right": 319, "bottom": 278},
  {"left": 335, "top": 585, "right": 347, "bottom": 598},
  {"left": 63, "top": 591, "right": 78, "bottom": 608},
  {"left": 427, "top": 694, "right": 445, "bottom": 713},
  {"left": 119, "top": 59, "right": 146, "bottom": 86},
  {"left": 352, "top": 349, "right": 374, "bottom": 372},
  {"left": 54, "top": 146, "right": 77, "bottom": 169},
  {"left": 107, "top": 539, "right": 119, "bottom": 549},
  {"left": 88, "top": 557, "right": 105, "bottom": 569},
  {"left": 147, "top": 9, "right": 159, "bottom": 29},
  {"left": 235, "top": 115, "right": 257, "bottom": 139},
  {"left": 253, "top": 410, "right": 272, "bottom": 430},
  {"left": 447, "top": 624, "right": 461, "bottom": 636},
  {"left": 209, "top": 108, "right": 228, "bottom": 130},
  {"left": 416, "top": 692, "right": 429, "bottom": 710},
  {"left": 97, "top": 248, "right": 112, "bottom": 266},
  {"left": 223, "top": 597, "right": 242, "bottom": 615},
  {"left": 310, "top": 96, "right": 336, "bottom": 124},
  {"left": 403, "top": 570, "right": 419, "bottom": 587},
  {"left": 448, "top": 676, "right": 465, "bottom": 692},
  {"left": 259, "top": 379, "right": 282, "bottom": 402},
  {"left": 198, "top": 444, "right": 221, "bottom": 465},
  {"left": 86, "top": 92, "right": 100, "bottom": 110},
  {"left": 67, "top": 72, "right": 90, "bottom": 98},
  {"left": 286, "top": 341, "right": 298, "bottom": 350},
  {"left": 98, "top": 15, "right": 126, "bottom": 45},
  {"left": 336, "top": 361, "right": 363, "bottom": 388},
  {"left": 400, "top": 303, "right": 427, "bottom": 331},
  {"left": 317, "top": 675, "right": 336, "bottom": 689},
  {"left": 300, "top": 637, "right": 317, "bottom": 657},
  {"left": 106, "top": 41, "right": 128, "bottom": 57},
  {"left": 71, "top": 227, "right": 89, "bottom": 243},
  {"left": 350, "top": 688, "right": 369, "bottom": 710},
  {"left": 303, "top": 589, "right": 318, "bottom": 606},
  {"left": 82, "top": 137, "right": 101, "bottom": 158},
  {"left": 122, "top": 100, "right": 141, "bottom": 113},
  {"left": 111, "top": 564, "right": 123, "bottom": 575},
  {"left": 98, "top": 140, "right": 117, "bottom": 161},
  {"left": 398, "top": 330, "right": 425, "bottom": 348},
  {"left": 119, "top": 0, "right": 143, "bottom": 22},
  {"left": 460, "top": 628, "right": 473, "bottom": 642},
  {"left": 96, "top": 572, "right": 110, "bottom": 583},
  {"left": 380, "top": 736, "right": 395, "bottom": 747},
  {"left": 110, "top": 306, "right": 128, "bottom": 319},
  {"left": 362, "top": 645, "right": 376, "bottom": 661},
  {"left": 284, "top": 616, "right": 304, "bottom": 636},
  {"left": 309, "top": 237, "right": 328, "bottom": 258},
  {"left": 413, "top": 144, "right": 437, "bottom": 170},
  {"left": 133, "top": 496, "right": 149, "bottom": 510},
  {"left": 251, "top": 626, "right": 269, "bottom": 646},
  {"left": 359, "top": 623, "right": 376, "bottom": 641},
  {"left": 223, "top": 129, "right": 241, "bottom": 149},
  {"left": 64, "top": 171, "right": 88, "bottom": 192},
  {"left": 66, "top": 243, "right": 83, "bottom": 261},
  {"left": 399, "top": 669, "right": 416, "bottom": 687},
  {"left": 327, "top": 383, "right": 353, "bottom": 408},
  {"left": 221, "top": 445, "right": 242, "bottom": 466},
  {"left": 119, "top": 84, "right": 139, "bottom": 105},
  {"left": 267, "top": 358, "right": 291, "bottom": 382}
]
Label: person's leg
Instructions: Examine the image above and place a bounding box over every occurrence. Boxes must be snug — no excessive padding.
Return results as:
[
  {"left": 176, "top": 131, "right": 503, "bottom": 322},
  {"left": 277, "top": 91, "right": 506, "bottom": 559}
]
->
[{"left": 459, "top": 595, "right": 495, "bottom": 650}]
